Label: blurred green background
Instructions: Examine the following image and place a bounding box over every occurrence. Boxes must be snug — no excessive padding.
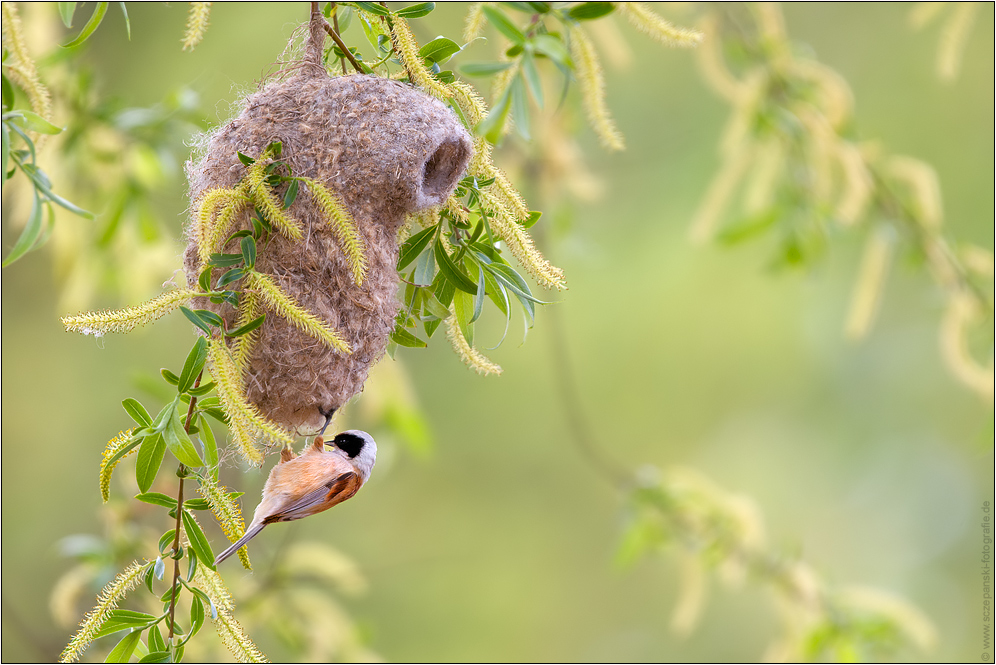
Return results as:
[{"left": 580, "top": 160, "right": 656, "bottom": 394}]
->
[{"left": 2, "top": 3, "right": 993, "bottom": 662}]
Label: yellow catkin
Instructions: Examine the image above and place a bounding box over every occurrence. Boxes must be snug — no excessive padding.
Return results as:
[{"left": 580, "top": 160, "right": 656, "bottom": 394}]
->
[
  {"left": 569, "top": 25, "right": 624, "bottom": 151},
  {"left": 206, "top": 338, "right": 290, "bottom": 466},
  {"left": 59, "top": 561, "right": 146, "bottom": 663},
  {"left": 689, "top": 145, "right": 752, "bottom": 244},
  {"left": 462, "top": 2, "right": 492, "bottom": 43},
  {"left": 696, "top": 13, "right": 745, "bottom": 103},
  {"left": 937, "top": 2, "right": 977, "bottom": 81},
  {"left": 940, "top": 292, "right": 994, "bottom": 402},
  {"left": 1, "top": 2, "right": 53, "bottom": 123},
  {"left": 845, "top": 227, "right": 894, "bottom": 340},
  {"left": 301, "top": 178, "right": 368, "bottom": 285},
  {"left": 99, "top": 429, "right": 136, "bottom": 502},
  {"left": 670, "top": 555, "right": 707, "bottom": 636},
  {"left": 247, "top": 271, "right": 352, "bottom": 353},
  {"left": 835, "top": 142, "right": 873, "bottom": 225},
  {"left": 198, "top": 186, "right": 251, "bottom": 264},
  {"left": 791, "top": 59, "right": 853, "bottom": 130},
  {"left": 391, "top": 17, "right": 452, "bottom": 100},
  {"left": 887, "top": 156, "right": 943, "bottom": 230},
  {"left": 62, "top": 288, "right": 198, "bottom": 336},
  {"left": 193, "top": 567, "right": 268, "bottom": 663},
  {"left": 615, "top": 2, "right": 704, "bottom": 48},
  {"left": 244, "top": 160, "right": 304, "bottom": 241},
  {"left": 446, "top": 307, "right": 502, "bottom": 376},
  {"left": 231, "top": 291, "right": 260, "bottom": 374},
  {"left": 909, "top": 2, "right": 946, "bottom": 30},
  {"left": 199, "top": 480, "right": 252, "bottom": 570},
  {"left": 479, "top": 190, "right": 566, "bottom": 291},
  {"left": 182, "top": 2, "right": 212, "bottom": 51}
]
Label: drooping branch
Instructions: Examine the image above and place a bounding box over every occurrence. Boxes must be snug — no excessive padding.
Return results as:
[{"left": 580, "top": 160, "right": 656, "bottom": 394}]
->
[{"left": 310, "top": 2, "right": 365, "bottom": 74}]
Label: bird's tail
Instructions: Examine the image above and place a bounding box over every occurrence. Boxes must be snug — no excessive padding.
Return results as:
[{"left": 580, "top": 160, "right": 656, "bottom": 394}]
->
[{"left": 213, "top": 523, "right": 266, "bottom": 566}]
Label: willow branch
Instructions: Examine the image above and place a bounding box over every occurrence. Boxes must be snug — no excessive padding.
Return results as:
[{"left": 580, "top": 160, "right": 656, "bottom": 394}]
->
[{"left": 310, "top": 1, "right": 364, "bottom": 74}]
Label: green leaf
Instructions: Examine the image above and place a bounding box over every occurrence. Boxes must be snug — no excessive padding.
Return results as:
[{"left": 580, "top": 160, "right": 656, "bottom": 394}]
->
[
  {"left": 63, "top": 1, "right": 108, "bottom": 48},
  {"left": 419, "top": 36, "right": 460, "bottom": 64},
  {"left": 177, "top": 337, "right": 208, "bottom": 394},
  {"left": 185, "top": 550, "right": 198, "bottom": 585},
  {"left": 179, "top": 306, "right": 211, "bottom": 335},
  {"left": 531, "top": 34, "right": 572, "bottom": 67},
  {"left": 434, "top": 239, "right": 478, "bottom": 294},
  {"left": 19, "top": 162, "right": 94, "bottom": 218},
  {"left": 482, "top": 6, "right": 525, "bottom": 45},
  {"left": 459, "top": 61, "right": 515, "bottom": 77},
  {"left": 160, "top": 368, "right": 181, "bottom": 386},
  {"left": 2, "top": 189, "right": 43, "bottom": 267},
  {"left": 237, "top": 151, "right": 255, "bottom": 166},
  {"left": 470, "top": 265, "right": 486, "bottom": 323},
  {"left": 226, "top": 314, "right": 265, "bottom": 338},
  {"left": 12, "top": 110, "right": 64, "bottom": 135},
  {"left": 163, "top": 412, "right": 204, "bottom": 468},
  {"left": 148, "top": 624, "right": 166, "bottom": 654},
  {"left": 520, "top": 54, "right": 544, "bottom": 108},
  {"left": 509, "top": 75, "right": 531, "bottom": 140},
  {"left": 521, "top": 210, "right": 542, "bottom": 228},
  {"left": 396, "top": 2, "right": 434, "bottom": 18},
  {"left": 2, "top": 75, "right": 15, "bottom": 112},
  {"left": 398, "top": 224, "right": 438, "bottom": 270},
  {"left": 282, "top": 178, "right": 299, "bottom": 209},
  {"left": 187, "top": 381, "right": 216, "bottom": 396},
  {"left": 181, "top": 511, "right": 216, "bottom": 571},
  {"left": 189, "top": 593, "right": 205, "bottom": 639},
  {"left": 122, "top": 398, "right": 153, "bottom": 427},
  {"left": 136, "top": 492, "right": 177, "bottom": 508},
  {"left": 476, "top": 86, "right": 513, "bottom": 144},
  {"left": 198, "top": 415, "right": 219, "bottom": 480},
  {"left": 452, "top": 289, "right": 474, "bottom": 346},
  {"left": 138, "top": 652, "right": 171, "bottom": 664},
  {"left": 716, "top": 209, "right": 779, "bottom": 246},
  {"left": 58, "top": 2, "right": 77, "bottom": 27},
  {"left": 158, "top": 530, "right": 176, "bottom": 555},
  {"left": 215, "top": 267, "right": 245, "bottom": 289},
  {"left": 118, "top": 2, "right": 130, "bottom": 40},
  {"left": 151, "top": 400, "right": 178, "bottom": 433},
  {"left": 567, "top": 1, "right": 615, "bottom": 20},
  {"left": 194, "top": 309, "right": 224, "bottom": 328},
  {"left": 412, "top": 242, "right": 436, "bottom": 286},
  {"left": 183, "top": 498, "right": 212, "bottom": 510},
  {"left": 2, "top": 121, "right": 9, "bottom": 184},
  {"left": 208, "top": 252, "right": 244, "bottom": 268},
  {"left": 135, "top": 435, "right": 167, "bottom": 493},
  {"left": 423, "top": 292, "right": 451, "bottom": 320},
  {"left": 354, "top": 1, "right": 390, "bottom": 15},
  {"left": 104, "top": 628, "right": 142, "bottom": 663},
  {"left": 391, "top": 325, "right": 428, "bottom": 348},
  {"left": 239, "top": 234, "right": 257, "bottom": 268}
]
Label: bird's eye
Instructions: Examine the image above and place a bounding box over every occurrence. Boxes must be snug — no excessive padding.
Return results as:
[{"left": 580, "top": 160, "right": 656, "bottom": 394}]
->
[{"left": 333, "top": 432, "right": 365, "bottom": 458}]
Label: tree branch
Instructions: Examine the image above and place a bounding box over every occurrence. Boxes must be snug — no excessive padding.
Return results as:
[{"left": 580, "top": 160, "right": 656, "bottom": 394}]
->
[{"left": 310, "top": 1, "right": 364, "bottom": 74}]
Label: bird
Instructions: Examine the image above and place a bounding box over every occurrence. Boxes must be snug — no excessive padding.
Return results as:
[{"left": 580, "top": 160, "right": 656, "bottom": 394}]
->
[{"left": 214, "top": 430, "right": 377, "bottom": 566}]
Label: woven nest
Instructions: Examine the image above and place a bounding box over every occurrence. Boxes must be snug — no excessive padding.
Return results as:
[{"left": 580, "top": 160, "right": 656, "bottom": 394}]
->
[{"left": 184, "top": 73, "right": 472, "bottom": 431}]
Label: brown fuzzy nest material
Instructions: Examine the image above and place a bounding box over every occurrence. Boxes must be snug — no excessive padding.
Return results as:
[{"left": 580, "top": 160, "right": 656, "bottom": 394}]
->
[{"left": 184, "top": 73, "right": 472, "bottom": 431}]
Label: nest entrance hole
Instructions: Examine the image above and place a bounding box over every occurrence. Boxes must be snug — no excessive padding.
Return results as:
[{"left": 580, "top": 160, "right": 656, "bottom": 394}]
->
[{"left": 421, "top": 139, "right": 471, "bottom": 205}]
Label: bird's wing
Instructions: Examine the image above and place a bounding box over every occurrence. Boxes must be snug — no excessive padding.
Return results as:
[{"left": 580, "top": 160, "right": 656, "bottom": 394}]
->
[{"left": 263, "top": 471, "right": 361, "bottom": 524}]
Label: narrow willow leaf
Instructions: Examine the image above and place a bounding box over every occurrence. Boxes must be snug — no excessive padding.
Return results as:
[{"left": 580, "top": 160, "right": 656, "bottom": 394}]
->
[
  {"left": 453, "top": 289, "right": 474, "bottom": 346},
  {"left": 158, "top": 531, "right": 176, "bottom": 556},
  {"left": 135, "top": 492, "right": 177, "bottom": 509},
  {"left": 134, "top": 435, "right": 165, "bottom": 493},
  {"left": 225, "top": 314, "right": 264, "bottom": 338},
  {"left": 434, "top": 240, "right": 478, "bottom": 294},
  {"left": 177, "top": 337, "right": 208, "bottom": 394},
  {"left": 179, "top": 306, "right": 212, "bottom": 335},
  {"left": 163, "top": 412, "right": 204, "bottom": 468},
  {"left": 58, "top": 2, "right": 77, "bottom": 27},
  {"left": 391, "top": 325, "right": 427, "bottom": 348},
  {"left": 103, "top": 627, "right": 142, "bottom": 663},
  {"left": 122, "top": 398, "right": 152, "bottom": 427},
  {"left": 398, "top": 224, "right": 438, "bottom": 270},
  {"left": 568, "top": 1, "right": 614, "bottom": 20},
  {"left": 482, "top": 5, "right": 525, "bottom": 44},
  {"left": 62, "top": 2, "right": 108, "bottom": 48},
  {"left": 148, "top": 624, "right": 165, "bottom": 653},
  {"left": 419, "top": 36, "right": 460, "bottom": 63},
  {"left": 240, "top": 236, "right": 256, "bottom": 269},
  {"left": 2, "top": 189, "right": 43, "bottom": 267},
  {"left": 396, "top": 2, "right": 435, "bottom": 19},
  {"left": 198, "top": 414, "right": 219, "bottom": 481},
  {"left": 181, "top": 511, "right": 216, "bottom": 571}
]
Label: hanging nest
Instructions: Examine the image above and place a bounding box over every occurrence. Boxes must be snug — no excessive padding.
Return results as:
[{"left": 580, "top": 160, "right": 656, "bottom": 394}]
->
[{"left": 184, "top": 71, "right": 472, "bottom": 431}]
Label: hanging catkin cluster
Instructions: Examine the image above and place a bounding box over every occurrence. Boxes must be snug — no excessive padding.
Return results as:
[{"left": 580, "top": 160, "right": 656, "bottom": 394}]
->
[{"left": 184, "top": 73, "right": 472, "bottom": 431}]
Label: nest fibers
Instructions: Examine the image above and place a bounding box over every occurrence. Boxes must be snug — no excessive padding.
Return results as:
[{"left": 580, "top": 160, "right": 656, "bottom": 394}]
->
[{"left": 184, "top": 73, "right": 472, "bottom": 431}]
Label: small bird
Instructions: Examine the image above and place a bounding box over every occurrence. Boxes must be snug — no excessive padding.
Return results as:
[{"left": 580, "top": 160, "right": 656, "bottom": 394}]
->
[{"left": 214, "top": 430, "right": 377, "bottom": 566}]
